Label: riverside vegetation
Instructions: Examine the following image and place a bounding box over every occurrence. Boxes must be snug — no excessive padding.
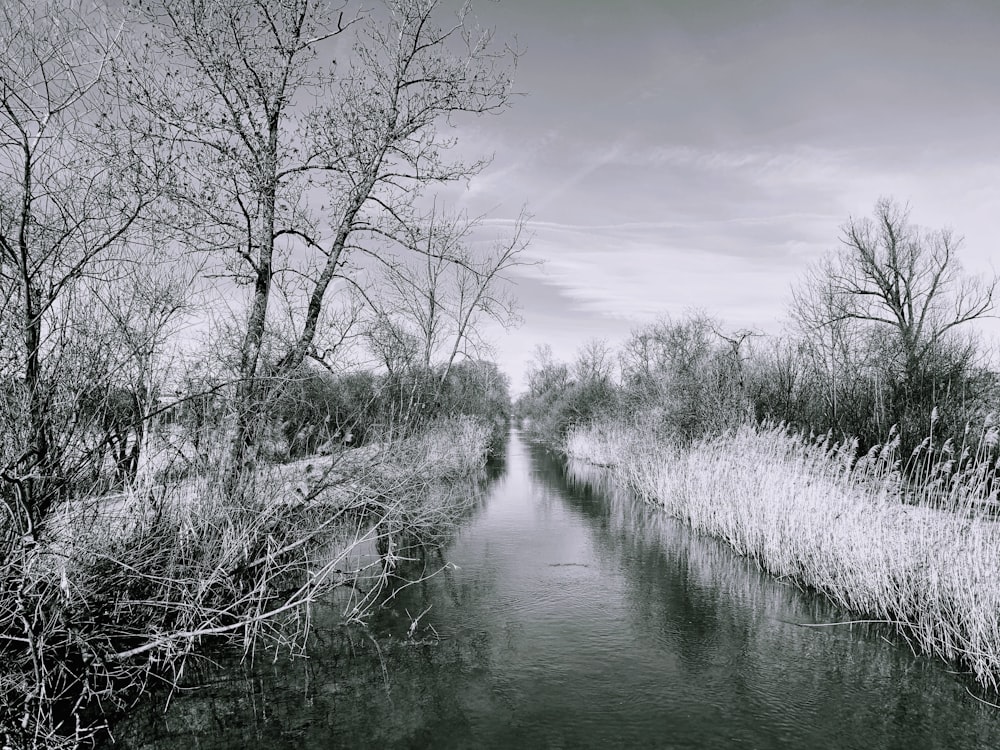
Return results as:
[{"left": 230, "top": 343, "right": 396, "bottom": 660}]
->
[
  {"left": 9, "top": 407, "right": 510, "bottom": 742},
  {"left": 1, "top": 412, "right": 498, "bottom": 747},
  {"left": 565, "top": 421, "right": 1000, "bottom": 690},
  {"left": 519, "top": 199, "right": 1000, "bottom": 693},
  {"left": 1, "top": 0, "right": 523, "bottom": 746}
]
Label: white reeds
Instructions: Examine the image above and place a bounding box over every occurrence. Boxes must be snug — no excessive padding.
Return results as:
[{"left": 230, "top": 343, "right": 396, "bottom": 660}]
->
[{"left": 568, "top": 419, "right": 1000, "bottom": 690}]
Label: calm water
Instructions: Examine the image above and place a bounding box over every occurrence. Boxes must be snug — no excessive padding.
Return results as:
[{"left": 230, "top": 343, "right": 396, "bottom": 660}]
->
[{"left": 113, "top": 430, "right": 1000, "bottom": 749}]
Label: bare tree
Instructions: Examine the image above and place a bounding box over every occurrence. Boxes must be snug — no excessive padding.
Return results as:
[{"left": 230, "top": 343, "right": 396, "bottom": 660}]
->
[
  {"left": 69, "top": 248, "right": 195, "bottom": 484},
  {"left": 127, "top": 0, "right": 518, "bottom": 473},
  {"left": 617, "top": 313, "right": 750, "bottom": 440},
  {"left": 0, "top": 0, "right": 162, "bottom": 532},
  {"left": 433, "top": 214, "right": 528, "bottom": 388},
  {"left": 790, "top": 198, "right": 997, "bottom": 447},
  {"left": 363, "top": 312, "right": 421, "bottom": 378},
  {"left": 796, "top": 198, "right": 995, "bottom": 393},
  {"left": 360, "top": 207, "right": 529, "bottom": 386},
  {"left": 574, "top": 338, "right": 614, "bottom": 386},
  {"left": 791, "top": 259, "right": 867, "bottom": 425},
  {"left": 525, "top": 344, "right": 569, "bottom": 398}
]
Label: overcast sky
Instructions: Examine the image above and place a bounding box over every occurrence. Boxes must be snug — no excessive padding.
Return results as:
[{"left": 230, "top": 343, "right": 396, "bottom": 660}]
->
[{"left": 438, "top": 0, "right": 1000, "bottom": 393}]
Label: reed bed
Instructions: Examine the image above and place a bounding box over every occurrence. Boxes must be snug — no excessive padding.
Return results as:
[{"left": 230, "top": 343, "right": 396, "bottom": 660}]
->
[
  {"left": 1, "top": 416, "right": 491, "bottom": 749},
  {"left": 566, "top": 420, "right": 1000, "bottom": 690}
]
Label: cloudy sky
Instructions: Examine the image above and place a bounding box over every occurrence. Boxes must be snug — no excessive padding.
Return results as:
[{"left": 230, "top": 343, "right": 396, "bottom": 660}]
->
[{"left": 439, "top": 0, "right": 1000, "bottom": 392}]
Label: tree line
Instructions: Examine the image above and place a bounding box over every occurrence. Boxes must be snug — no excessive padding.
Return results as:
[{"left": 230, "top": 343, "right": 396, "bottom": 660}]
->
[{"left": 518, "top": 198, "right": 999, "bottom": 475}]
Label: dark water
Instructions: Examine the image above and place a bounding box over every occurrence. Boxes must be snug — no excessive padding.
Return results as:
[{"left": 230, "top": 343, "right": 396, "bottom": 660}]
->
[{"left": 114, "top": 430, "right": 1000, "bottom": 749}]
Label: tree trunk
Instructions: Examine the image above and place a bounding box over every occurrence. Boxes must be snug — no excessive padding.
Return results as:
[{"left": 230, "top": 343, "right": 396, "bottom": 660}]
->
[{"left": 227, "top": 112, "right": 281, "bottom": 484}]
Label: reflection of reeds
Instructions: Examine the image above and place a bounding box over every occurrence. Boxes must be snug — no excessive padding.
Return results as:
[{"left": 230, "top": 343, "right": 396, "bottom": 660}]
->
[
  {"left": 568, "top": 420, "right": 1000, "bottom": 691},
  {"left": 0, "top": 416, "right": 490, "bottom": 748}
]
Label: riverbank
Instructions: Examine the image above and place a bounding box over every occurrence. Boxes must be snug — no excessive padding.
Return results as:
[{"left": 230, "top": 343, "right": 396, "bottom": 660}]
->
[
  {"left": 1, "top": 416, "right": 491, "bottom": 749},
  {"left": 565, "top": 420, "right": 1000, "bottom": 691}
]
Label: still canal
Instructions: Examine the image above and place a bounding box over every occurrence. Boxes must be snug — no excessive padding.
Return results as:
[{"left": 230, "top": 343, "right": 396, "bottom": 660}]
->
[{"left": 113, "top": 430, "right": 1000, "bottom": 748}]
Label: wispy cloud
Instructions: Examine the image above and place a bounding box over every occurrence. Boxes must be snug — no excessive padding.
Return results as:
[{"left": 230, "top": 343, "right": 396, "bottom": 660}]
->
[
  {"left": 447, "top": 0, "right": 1000, "bottom": 389},
  {"left": 514, "top": 226, "right": 804, "bottom": 326},
  {"left": 530, "top": 138, "right": 630, "bottom": 211}
]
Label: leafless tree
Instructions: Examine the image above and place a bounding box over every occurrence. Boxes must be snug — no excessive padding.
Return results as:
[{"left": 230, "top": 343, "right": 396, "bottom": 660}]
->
[
  {"left": 617, "top": 313, "right": 750, "bottom": 440},
  {"left": 574, "top": 338, "right": 615, "bottom": 386},
  {"left": 68, "top": 248, "right": 195, "bottom": 484},
  {"left": 525, "top": 344, "right": 569, "bottom": 398},
  {"left": 791, "top": 259, "right": 866, "bottom": 424},
  {"left": 126, "top": 0, "right": 518, "bottom": 474},
  {"left": 794, "top": 198, "right": 995, "bottom": 396},
  {"left": 0, "top": 0, "right": 164, "bottom": 532},
  {"left": 363, "top": 312, "right": 421, "bottom": 378},
  {"left": 360, "top": 207, "right": 529, "bottom": 388},
  {"left": 789, "top": 198, "right": 997, "bottom": 449}
]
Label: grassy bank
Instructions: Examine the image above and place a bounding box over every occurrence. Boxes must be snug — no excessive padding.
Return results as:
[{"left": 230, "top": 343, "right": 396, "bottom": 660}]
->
[
  {"left": 1, "top": 416, "right": 491, "bottom": 749},
  {"left": 566, "top": 420, "right": 1000, "bottom": 691}
]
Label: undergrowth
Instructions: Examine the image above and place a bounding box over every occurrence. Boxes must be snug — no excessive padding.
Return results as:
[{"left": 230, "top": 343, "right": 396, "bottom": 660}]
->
[{"left": 0, "top": 416, "right": 490, "bottom": 749}]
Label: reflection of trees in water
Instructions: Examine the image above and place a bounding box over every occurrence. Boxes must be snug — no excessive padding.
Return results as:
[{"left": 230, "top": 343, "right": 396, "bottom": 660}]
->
[
  {"left": 112, "top": 611, "right": 497, "bottom": 749},
  {"left": 562, "top": 458, "right": 1000, "bottom": 748},
  {"left": 110, "top": 471, "right": 502, "bottom": 750}
]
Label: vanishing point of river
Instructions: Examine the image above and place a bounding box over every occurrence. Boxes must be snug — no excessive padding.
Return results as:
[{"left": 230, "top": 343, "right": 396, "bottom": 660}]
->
[{"left": 114, "top": 430, "right": 1000, "bottom": 749}]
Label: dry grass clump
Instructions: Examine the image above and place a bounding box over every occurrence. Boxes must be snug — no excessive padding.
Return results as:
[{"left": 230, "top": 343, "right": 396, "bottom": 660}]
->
[
  {"left": 370, "top": 416, "right": 491, "bottom": 483},
  {"left": 567, "top": 419, "right": 1000, "bottom": 691},
  {"left": 2, "top": 473, "right": 365, "bottom": 748},
  {"left": 565, "top": 421, "right": 636, "bottom": 467},
  {"left": 0, "top": 416, "right": 491, "bottom": 748}
]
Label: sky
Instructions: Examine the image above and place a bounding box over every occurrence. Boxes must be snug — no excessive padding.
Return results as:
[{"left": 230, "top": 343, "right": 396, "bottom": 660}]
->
[{"left": 436, "top": 0, "right": 1000, "bottom": 394}]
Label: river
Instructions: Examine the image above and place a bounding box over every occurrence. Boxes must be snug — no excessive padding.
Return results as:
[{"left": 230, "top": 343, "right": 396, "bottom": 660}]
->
[{"left": 112, "top": 429, "right": 1000, "bottom": 749}]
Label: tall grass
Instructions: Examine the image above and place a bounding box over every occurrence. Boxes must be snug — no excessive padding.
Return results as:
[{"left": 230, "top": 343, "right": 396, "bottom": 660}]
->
[
  {"left": 567, "top": 419, "right": 1000, "bottom": 691},
  {"left": 0, "top": 416, "right": 491, "bottom": 749}
]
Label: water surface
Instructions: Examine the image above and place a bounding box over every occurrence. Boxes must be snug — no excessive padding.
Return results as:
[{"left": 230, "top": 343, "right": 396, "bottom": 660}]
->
[{"left": 114, "top": 430, "right": 1000, "bottom": 749}]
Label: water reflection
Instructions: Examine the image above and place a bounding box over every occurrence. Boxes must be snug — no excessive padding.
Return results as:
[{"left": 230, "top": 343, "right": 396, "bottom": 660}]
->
[{"left": 111, "top": 432, "right": 1000, "bottom": 749}]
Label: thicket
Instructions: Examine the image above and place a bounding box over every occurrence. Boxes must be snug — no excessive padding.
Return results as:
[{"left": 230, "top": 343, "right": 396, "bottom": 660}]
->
[
  {"left": 269, "top": 359, "right": 511, "bottom": 459},
  {"left": 516, "top": 314, "right": 751, "bottom": 447},
  {"left": 516, "top": 342, "right": 616, "bottom": 443}
]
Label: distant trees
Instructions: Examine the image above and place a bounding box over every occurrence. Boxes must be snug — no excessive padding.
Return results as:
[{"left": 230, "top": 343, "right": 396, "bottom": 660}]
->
[
  {"left": 618, "top": 314, "right": 750, "bottom": 441},
  {"left": 439, "top": 359, "right": 510, "bottom": 425},
  {"left": 574, "top": 338, "right": 615, "bottom": 386},
  {"left": 517, "top": 318, "right": 751, "bottom": 445},
  {"left": 516, "top": 344, "right": 575, "bottom": 440},
  {"left": 267, "top": 359, "right": 510, "bottom": 460},
  {"left": 526, "top": 344, "right": 570, "bottom": 398},
  {"left": 523, "top": 200, "right": 997, "bottom": 462}
]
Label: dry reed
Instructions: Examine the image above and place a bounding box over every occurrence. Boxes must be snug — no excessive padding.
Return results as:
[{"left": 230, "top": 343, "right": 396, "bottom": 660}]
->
[{"left": 567, "top": 419, "right": 1000, "bottom": 690}]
